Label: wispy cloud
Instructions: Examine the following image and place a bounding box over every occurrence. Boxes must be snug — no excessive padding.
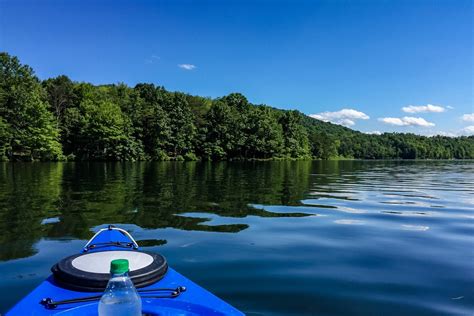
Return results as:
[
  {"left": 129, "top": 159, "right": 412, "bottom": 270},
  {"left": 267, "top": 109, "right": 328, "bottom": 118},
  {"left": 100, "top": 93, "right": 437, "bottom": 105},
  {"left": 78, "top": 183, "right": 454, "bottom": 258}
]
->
[
  {"left": 309, "top": 108, "right": 369, "bottom": 127},
  {"left": 461, "top": 113, "right": 474, "bottom": 122},
  {"left": 402, "top": 104, "right": 446, "bottom": 113},
  {"left": 378, "top": 116, "right": 435, "bottom": 127},
  {"left": 145, "top": 55, "right": 160, "bottom": 64},
  {"left": 178, "top": 64, "right": 196, "bottom": 70}
]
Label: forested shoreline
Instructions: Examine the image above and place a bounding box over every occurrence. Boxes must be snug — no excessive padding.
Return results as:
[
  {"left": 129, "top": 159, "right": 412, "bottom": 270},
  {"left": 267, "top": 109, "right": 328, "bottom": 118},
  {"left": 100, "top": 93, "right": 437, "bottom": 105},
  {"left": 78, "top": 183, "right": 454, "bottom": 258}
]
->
[{"left": 1, "top": 52, "right": 473, "bottom": 161}]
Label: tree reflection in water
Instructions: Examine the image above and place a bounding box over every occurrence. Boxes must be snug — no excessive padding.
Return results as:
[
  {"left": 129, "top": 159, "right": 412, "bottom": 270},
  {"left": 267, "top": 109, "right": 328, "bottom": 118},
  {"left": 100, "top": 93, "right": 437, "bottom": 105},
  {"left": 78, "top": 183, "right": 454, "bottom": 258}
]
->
[{"left": 0, "top": 161, "right": 317, "bottom": 261}]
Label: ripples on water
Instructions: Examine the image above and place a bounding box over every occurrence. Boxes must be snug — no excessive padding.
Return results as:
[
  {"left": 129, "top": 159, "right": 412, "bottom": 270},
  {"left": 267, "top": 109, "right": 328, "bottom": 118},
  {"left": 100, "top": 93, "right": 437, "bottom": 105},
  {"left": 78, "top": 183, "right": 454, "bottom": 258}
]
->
[{"left": 0, "top": 161, "right": 473, "bottom": 315}]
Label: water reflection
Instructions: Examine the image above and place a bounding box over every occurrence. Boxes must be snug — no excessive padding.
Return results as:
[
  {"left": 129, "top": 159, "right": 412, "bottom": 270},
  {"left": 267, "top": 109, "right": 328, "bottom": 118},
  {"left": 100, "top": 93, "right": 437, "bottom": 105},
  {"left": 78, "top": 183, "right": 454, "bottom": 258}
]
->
[
  {"left": 137, "top": 239, "right": 167, "bottom": 247},
  {"left": 0, "top": 161, "right": 313, "bottom": 261},
  {"left": 0, "top": 163, "right": 64, "bottom": 260},
  {"left": 1, "top": 161, "right": 473, "bottom": 315}
]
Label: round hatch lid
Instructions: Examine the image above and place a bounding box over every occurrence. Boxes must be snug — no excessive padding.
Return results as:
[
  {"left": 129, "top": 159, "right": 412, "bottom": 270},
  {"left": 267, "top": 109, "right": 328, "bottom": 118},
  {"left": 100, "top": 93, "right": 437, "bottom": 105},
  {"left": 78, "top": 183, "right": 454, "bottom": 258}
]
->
[{"left": 52, "top": 250, "right": 168, "bottom": 292}]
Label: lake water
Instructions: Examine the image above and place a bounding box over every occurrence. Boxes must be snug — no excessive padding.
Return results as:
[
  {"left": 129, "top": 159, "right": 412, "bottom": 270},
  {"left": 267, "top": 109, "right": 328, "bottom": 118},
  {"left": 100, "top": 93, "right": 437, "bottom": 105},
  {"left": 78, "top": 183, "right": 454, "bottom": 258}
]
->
[{"left": 0, "top": 161, "right": 473, "bottom": 315}]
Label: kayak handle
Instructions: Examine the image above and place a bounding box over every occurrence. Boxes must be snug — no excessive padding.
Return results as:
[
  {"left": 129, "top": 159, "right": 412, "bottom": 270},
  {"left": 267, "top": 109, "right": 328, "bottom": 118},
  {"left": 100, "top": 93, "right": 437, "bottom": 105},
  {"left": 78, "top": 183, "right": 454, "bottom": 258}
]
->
[
  {"left": 83, "top": 225, "right": 139, "bottom": 252},
  {"left": 40, "top": 286, "right": 186, "bottom": 309}
]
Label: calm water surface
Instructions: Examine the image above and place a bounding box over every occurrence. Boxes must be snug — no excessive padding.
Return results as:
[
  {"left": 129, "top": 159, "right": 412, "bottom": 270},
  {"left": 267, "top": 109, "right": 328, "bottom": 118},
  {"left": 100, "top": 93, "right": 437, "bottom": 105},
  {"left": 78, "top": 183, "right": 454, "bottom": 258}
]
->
[{"left": 0, "top": 161, "right": 473, "bottom": 315}]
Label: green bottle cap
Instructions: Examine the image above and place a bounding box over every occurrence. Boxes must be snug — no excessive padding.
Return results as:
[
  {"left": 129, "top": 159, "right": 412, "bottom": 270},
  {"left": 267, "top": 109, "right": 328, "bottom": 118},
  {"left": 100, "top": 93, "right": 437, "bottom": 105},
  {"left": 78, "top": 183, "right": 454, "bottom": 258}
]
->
[{"left": 110, "top": 259, "right": 129, "bottom": 274}]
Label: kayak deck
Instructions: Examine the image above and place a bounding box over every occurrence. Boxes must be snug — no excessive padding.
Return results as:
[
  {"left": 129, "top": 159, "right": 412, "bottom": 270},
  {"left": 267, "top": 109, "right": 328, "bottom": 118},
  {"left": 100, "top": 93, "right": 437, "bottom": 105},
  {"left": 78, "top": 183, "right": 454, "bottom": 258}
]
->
[
  {"left": 8, "top": 268, "right": 242, "bottom": 315},
  {"left": 7, "top": 227, "right": 243, "bottom": 315}
]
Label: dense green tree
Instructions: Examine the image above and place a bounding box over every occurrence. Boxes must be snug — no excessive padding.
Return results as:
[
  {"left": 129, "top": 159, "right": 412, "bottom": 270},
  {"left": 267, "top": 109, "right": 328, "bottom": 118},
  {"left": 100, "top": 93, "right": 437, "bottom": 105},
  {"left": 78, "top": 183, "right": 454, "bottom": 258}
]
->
[
  {"left": 131, "top": 84, "right": 172, "bottom": 159},
  {"left": 0, "top": 53, "right": 62, "bottom": 160},
  {"left": 279, "top": 111, "right": 311, "bottom": 158},
  {"left": 186, "top": 94, "right": 212, "bottom": 127},
  {"left": 0, "top": 117, "right": 11, "bottom": 160},
  {"left": 310, "top": 132, "right": 340, "bottom": 159},
  {"left": 62, "top": 84, "right": 143, "bottom": 160},
  {"left": 1, "top": 52, "right": 473, "bottom": 161},
  {"left": 161, "top": 92, "right": 197, "bottom": 159},
  {"left": 42, "top": 75, "right": 76, "bottom": 128},
  {"left": 202, "top": 100, "right": 237, "bottom": 159},
  {"left": 218, "top": 93, "right": 252, "bottom": 157},
  {"left": 245, "top": 106, "right": 284, "bottom": 158},
  {"left": 221, "top": 93, "right": 250, "bottom": 110}
]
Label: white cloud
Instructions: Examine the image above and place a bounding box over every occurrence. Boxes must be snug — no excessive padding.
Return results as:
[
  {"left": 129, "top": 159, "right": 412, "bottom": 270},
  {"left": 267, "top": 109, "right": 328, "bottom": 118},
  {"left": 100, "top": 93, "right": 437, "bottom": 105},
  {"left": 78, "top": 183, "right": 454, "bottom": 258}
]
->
[
  {"left": 337, "top": 118, "right": 357, "bottom": 126},
  {"left": 461, "top": 125, "right": 474, "bottom": 135},
  {"left": 379, "top": 117, "right": 405, "bottom": 126},
  {"left": 461, "top": 113, "right": 474, "bottom": 122},
  {"left": 425, "top": 127, "right": 474, "bottom": 137},
  {"left": 426, "top": 131, "right": 457, "bottom": 137},
  {"left": 402, "top": 104, "right": 446, "bottom": 113},
  {"left": 378, "top": 116, "right": 435, "bottom": 127},
  {"left": 178, "top": 64, "right": 196, "bottom": 70},
  {"left": 309, "top": 108, "right": 369, "bottom": 127},
  {"left": 447, "top": 105, "right": 454, "bottom": 109},
  {"left": 365, "top": 130, "right": 382, "bottom": 135}
]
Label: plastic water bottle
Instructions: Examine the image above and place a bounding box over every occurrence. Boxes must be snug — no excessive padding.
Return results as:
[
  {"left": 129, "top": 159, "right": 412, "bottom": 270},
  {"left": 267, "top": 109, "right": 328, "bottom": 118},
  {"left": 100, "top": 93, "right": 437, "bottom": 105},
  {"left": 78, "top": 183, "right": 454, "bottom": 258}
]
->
[{"left": 98, "top": 259, "right": 142, "bottom": 316}]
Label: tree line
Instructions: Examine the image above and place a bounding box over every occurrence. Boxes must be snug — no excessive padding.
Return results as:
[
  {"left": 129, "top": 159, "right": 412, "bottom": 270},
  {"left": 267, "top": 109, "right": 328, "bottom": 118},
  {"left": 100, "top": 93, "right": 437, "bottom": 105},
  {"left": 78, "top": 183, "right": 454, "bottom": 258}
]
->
[{"left": 1, "top": 52, "right": 473, "bottom": 161}]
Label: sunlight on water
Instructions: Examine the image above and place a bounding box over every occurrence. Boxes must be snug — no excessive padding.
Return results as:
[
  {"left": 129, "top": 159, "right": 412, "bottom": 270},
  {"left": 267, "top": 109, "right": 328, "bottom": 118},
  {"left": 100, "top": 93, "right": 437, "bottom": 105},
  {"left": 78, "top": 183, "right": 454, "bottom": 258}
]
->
[
  {"left": 334, "top": 219, "right": 365, "bottom": 225},
  {"left": 401, "top": 224, "right": 430, "bottom": 231}
]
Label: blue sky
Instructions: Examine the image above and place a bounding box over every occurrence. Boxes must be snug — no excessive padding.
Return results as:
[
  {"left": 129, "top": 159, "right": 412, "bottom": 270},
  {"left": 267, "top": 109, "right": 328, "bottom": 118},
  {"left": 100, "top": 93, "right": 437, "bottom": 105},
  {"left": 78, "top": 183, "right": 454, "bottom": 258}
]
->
[{"left": 0, "top": 0, "right": 472, "bottom": 136}]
